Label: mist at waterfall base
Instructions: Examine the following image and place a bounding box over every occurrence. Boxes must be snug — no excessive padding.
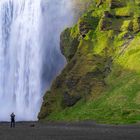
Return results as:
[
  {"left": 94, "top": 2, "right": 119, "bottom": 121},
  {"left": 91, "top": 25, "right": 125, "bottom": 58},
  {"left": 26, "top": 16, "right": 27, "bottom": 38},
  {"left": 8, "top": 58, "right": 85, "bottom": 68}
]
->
[{"left": 0, "top": 0, "right": 74, "bottom": 121}]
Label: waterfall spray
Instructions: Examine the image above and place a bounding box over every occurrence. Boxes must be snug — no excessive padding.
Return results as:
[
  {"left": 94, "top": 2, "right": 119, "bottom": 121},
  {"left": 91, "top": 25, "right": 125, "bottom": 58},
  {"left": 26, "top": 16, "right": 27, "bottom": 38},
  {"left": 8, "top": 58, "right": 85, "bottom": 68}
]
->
[{"left": 0, "top": 0, "right": 73, "bottom": 121}]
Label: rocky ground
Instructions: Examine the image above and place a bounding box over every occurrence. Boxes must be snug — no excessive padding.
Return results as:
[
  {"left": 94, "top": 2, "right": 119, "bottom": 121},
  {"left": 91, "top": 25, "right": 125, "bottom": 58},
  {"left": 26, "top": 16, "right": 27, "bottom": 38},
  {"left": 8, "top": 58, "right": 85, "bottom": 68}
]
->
[{"left": 0, "top": 121, "right": 140, "bottom": 140}]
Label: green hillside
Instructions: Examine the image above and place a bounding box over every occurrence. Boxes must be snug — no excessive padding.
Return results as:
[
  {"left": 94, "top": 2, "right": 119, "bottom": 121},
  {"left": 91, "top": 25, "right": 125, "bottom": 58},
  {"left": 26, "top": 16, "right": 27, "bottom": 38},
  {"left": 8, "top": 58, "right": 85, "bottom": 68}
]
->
[{"left": 39, "top": 0, "right": 140, "bottom": 124}]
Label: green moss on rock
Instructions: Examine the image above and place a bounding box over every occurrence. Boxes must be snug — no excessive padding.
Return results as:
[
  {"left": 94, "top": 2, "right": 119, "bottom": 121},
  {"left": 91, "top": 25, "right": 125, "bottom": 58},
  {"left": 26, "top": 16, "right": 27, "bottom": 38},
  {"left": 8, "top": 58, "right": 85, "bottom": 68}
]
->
[
  {"left": 133, "top": 17, "right": 140, "bottom": 33},
  {"left": 39, "top": 0, "right": 140, "bottom": 124},
  {"left": 60, "top": 27, "right": 79, "bottom": 61}
]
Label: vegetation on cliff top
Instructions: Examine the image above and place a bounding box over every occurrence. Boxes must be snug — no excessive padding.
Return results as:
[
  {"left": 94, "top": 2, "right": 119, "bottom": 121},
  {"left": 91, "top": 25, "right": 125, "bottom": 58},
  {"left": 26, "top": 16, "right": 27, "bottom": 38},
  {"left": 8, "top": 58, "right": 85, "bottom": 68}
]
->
[{"left": 39, "top": 0, "right": 140, "bottom": 124}]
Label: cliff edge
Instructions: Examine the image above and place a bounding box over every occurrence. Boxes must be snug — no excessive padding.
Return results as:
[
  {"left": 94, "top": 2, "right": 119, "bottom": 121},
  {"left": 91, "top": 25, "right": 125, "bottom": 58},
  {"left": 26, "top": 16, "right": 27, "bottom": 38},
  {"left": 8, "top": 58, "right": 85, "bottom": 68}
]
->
[{"left": 39, "top": 0, "right": 140, "bottom": 124}]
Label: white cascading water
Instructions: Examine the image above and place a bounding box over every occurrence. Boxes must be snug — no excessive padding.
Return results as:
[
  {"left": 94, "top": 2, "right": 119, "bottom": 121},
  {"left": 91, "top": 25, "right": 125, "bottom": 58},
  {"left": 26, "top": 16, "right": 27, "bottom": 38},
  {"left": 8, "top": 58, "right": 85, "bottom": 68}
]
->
[{"left": 0, "top": 0, "right": 73, "bottom": 121}]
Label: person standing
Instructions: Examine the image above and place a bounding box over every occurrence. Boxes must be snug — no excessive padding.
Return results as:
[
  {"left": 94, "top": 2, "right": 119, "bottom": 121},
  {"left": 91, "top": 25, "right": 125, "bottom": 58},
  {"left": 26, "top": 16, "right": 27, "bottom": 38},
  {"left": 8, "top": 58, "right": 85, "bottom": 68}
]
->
[{"left": 10, "top": 112, "right": 15, "bottom": 128}]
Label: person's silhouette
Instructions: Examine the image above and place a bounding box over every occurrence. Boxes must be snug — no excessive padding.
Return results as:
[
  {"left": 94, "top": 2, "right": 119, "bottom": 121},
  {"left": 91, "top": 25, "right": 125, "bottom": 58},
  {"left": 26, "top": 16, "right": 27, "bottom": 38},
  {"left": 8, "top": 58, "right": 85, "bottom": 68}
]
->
[{"left": 10, "top": 112, "right": 15, "bottom": 128}]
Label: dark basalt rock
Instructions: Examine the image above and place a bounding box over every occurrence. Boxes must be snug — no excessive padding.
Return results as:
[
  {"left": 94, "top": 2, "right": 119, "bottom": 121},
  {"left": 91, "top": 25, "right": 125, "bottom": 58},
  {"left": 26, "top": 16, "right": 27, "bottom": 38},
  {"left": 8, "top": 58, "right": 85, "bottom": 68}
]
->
[
  {"left": 65, "top": 76, "right": 80, "bottom": 89},
  {"left": 103, "top": 11, "right": 114, "bottom": 18},
  {"left": 60, "top": 28, "right": 79, "bottom": 61},
  {"left": 78, "top": 12, "right": 99, "bottom": 36},
  {"left": 109, "top": 0, "right": 126, "bottom": 9},
  {"left": 99, "top": 17, "right": 112, "bottom": 31},
  {"left": 63, "top": 92, "right": 81, "bottom": 107},
  {"left": 96, "top": 0, "right": 103, "bottom": 7},
  {"left": 54, "top": 77, "right": 64, "bottom": 89},
  {"left": 82, "top": 34, "right": 86, "bottom": 38},
  {"left": 79, "top": 21, "right": 94, "bottom": 36}
]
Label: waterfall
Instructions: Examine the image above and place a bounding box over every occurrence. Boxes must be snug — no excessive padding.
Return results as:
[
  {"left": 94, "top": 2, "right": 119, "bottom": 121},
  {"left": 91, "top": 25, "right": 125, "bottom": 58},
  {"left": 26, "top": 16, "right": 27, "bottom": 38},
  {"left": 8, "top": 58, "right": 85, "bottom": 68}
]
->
[{"left": 0, "top": 0, "right": 73, "bottom": 121}]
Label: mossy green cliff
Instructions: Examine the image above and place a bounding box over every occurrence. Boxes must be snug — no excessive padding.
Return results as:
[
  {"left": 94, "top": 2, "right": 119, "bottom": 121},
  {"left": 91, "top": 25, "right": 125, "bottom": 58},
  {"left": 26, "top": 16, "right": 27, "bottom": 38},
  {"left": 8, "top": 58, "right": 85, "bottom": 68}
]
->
[{"left": 39, "top": 0, "right": 140, "bottom": 124}]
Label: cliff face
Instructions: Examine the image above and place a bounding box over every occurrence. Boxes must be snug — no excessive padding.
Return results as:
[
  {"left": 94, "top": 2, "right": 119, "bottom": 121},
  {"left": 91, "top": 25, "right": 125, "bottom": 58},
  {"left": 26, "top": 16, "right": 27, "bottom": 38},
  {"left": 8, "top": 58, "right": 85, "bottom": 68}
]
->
[{"left": 39, "top": 0, "right": 140, "bottom": 124}]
